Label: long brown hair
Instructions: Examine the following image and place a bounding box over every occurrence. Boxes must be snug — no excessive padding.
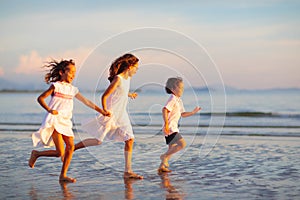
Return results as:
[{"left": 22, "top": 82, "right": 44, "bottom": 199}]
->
[
  {"left": 108, "top": 54, "right": 139, "bottom": 82},
  {"left": 44, "top": 59, "right": 75, "bottom": 84}
]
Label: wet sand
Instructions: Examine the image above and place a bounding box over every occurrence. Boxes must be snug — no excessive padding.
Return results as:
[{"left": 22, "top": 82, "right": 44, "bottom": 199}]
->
[{"left": 0, "top": 132, "right": 299, "bottom": 199}]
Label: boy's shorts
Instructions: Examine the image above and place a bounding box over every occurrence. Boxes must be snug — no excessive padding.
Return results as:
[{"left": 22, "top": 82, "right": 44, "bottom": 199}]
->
[{"left": 165, "top": 132, "right": 183, "bottom": 145}]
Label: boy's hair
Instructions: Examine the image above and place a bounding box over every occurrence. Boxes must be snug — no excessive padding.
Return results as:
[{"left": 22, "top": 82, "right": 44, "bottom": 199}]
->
[
  {"left": 108, "top": 53, "right": 139, "bottom": 82},
  {"left": 44, "top": 59, "right": 75, "bottom": 84},
  {"left": 165, "top": 77, "right": 183, "bottom": 94}
]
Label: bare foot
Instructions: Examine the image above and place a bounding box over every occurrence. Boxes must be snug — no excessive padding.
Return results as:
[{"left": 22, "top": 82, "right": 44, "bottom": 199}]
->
[
  {"left": 158, "top": 163, "right": 172, "bottom": 174},
  {"left": 28, "top": 150, "right": 38, "bottom": 168},
  {"left": 59, "top": 176, "right": 76, "bottom": 183},
  {"left": 160, "top": 154, "right": 169, "bottom": 168},
  {"left": 124, "top": 172, "right": 143, "bottom": 179},
  {"left": 158, "top": 166, "right": 172, "bottom": 174}
]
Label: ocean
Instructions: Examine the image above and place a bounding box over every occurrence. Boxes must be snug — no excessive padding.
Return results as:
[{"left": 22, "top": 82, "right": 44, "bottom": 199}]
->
[
  {"left": 0, "top": 89, "right": 299, "bottom": 199},
  {"left": 1, "top": 88, "right": 299, "bottom": 137}
]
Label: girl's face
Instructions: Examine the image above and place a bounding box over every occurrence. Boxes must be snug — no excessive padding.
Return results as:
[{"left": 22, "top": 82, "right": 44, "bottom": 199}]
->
[
  {"left": 60, "top": 64, "right": 76, "bottom": 83},
  {"left": 128, "top": 63, "right": 139, "bottom": 77},
  {"left": 172, "top": 81, "right": 184, "bottom": 97}
]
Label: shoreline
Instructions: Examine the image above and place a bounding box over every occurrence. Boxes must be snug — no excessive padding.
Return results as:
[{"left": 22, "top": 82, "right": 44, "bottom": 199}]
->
[{"left": 1, "top": 129, "right": 300, "bottom": 138}]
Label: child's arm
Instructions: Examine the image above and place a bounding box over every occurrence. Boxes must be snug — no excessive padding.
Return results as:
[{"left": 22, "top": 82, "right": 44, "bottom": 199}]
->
[
  {"left": 128, "top": 92, "right": 138, "bottom": 99},
  {"left": 37, "top": 84, "right": 58, "bottom": 115},
  {"left": 75, "top": 92, "right": 110, "bottom": 116},
  {"left": 101, "top": 76, "right": 120, "bottom": 114},
  {"left": 162, "top": 107, "right": 170, "bottom": 135},
  {"left": 181, "top": 106, "right": 201, "bottom": 118}
]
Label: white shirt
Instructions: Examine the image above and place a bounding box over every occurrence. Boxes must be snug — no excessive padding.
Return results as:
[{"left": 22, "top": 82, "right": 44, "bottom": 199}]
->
[{"left": 163, "top": 94, "right": 185, "bottom": 135}]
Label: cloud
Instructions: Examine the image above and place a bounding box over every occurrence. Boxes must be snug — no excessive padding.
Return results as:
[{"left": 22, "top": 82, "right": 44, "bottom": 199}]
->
[
  {"left": 15, "top": 51, "right": 43, "bottom": 74},
  {"left": 0, "top": 67, "right": 4, "bottom": 76},
  {"left": 4, "top": 1, "right": 299, "bottom": 89},
  {"left": 14, "top": 47, "right": 93, "bottom": 75}
]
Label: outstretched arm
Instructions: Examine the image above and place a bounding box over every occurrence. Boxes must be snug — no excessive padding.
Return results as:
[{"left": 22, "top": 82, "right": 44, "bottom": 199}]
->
[
  {"left": 37, "top": 84, "right": 58, "bottom": 115},
  {"left": 75, "top": 92, "right": 110, "bottom": 116},
  {"left": 181, "top": 106, "right": 201, "bottom": 118}
]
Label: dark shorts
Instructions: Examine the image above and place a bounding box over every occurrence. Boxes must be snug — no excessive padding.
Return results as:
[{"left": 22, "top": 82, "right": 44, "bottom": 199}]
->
[{"left": 165, "top": 132, "right": 183, "bottom": 145}]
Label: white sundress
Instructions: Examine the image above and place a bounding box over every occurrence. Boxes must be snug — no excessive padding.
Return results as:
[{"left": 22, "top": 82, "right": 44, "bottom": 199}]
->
[
  {"left": 32, "top": 81, "right": 79, "bottom": 148},
  {"left": 81, "top": 75, "right": 134, "bottom": 142}
]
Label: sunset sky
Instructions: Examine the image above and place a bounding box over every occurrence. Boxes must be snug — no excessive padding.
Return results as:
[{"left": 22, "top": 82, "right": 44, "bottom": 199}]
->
[{"left": 0, "top": 0, "right": 299, "bottom": 90}]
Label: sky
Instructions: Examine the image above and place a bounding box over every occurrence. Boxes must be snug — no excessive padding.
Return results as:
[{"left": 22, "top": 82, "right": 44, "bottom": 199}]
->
[{"left": 0, "top": 0, "right": 299, "bottom": 90}]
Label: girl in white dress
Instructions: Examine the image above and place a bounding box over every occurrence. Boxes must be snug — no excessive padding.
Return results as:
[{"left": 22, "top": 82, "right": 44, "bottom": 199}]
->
[
  {"left": 28, "top": 59, "right": 108, "bottom": 183},
  {"left": 74, "top": 53, "right": 143, "bottom": 179}
]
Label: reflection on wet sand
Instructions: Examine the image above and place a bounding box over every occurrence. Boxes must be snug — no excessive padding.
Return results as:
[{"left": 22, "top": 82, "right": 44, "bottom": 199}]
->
[
  {"left": 29, "top": 185, "right": 38, "bottom": 200},
  {"left": 123, "top": 177, "right": 140, "bottom": 200},
  {"left": 159, "top": 172, "right": 185, "bottom": 200},
  {"left": 60, "top": 181, "right": 75, "bottom": 199},
  {"left": 29, "top": 182, "right": 75, "bottom": 200}
]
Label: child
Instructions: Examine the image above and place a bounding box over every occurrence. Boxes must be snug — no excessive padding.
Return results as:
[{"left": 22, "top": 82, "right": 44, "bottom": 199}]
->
[
  {"left": 158, "top": 77, "right": 201, "bottom": 173},
  {"left": 28, "top": 59, "right": 108, "bottom": 183},
  {"left": 74, "top": 53, "right": 143, "bottom": 179}
]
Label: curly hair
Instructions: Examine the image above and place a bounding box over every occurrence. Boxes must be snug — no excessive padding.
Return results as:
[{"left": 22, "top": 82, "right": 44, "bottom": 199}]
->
[
  {"left": 44, "top": 59, "right": 75, "bottom": 84},
  {"left": 108, "top": 53, "right": 139, "bottom": 82}
]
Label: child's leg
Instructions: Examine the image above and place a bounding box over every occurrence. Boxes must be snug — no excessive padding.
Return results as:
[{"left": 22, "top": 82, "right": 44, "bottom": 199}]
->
[
  {"left": 74, "top": 138, "right": 102, "bottom": 151},
  {"left": 124, "top": 138, "right": 134, "bottom": 173},
  {"left": 28, "top": 130, "right": 65, "bottom": 168},
  {"left": 59, "top": 134, "right": 76, "bottom": 183},
  {"left": 160, "top": 138, "right": 186, "bottom": 168},
  {"left": 124, "top": 139, "right": 143, "bottom": 179},
  {"left": 165, "top": 138, "right": 186, "bottom": 159}
]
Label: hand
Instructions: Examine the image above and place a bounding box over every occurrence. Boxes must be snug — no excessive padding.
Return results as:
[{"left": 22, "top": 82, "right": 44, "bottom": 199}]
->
[
  {"left": 193, "top": 106, "right": 201, "bottom": 113},
  {"left": 129, "top": 92, "right": 138, "bottom": 99},
  {"left": 103, "top": 109, "right": 111, "bottom": 117},
  {"left": 100, "top": 109, "right": 110, "bottom": 117},
  {"left": 49, "top": 110, "right": 58, "bottom": 115},
  {"left": 163, "top": 125, "right": 170, "bottom": 135}
]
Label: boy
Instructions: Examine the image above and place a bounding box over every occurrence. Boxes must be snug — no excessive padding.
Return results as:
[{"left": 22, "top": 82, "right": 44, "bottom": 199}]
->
[{"left": 159, "top": 77, "right": 201, "bottom": 173}]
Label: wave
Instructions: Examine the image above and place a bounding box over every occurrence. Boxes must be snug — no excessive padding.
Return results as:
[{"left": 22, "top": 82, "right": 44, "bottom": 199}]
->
[
  {"left": 1, "top": 122, "right": 300, "bottom": 129},
  {"left": 204, "top": 112, "right": 300, "bottom": 118},
  {"left": 1, "top": 128, "right": 300, "bottom": 138},
  {"left": 1, "top": 121, "right": 299, "bottom": 137},
  {"left": 132, "top": 111, "right": 300, "bottom": 118},
  {"left": 2, "top": 111, "right": 299, "bottom": 119}
]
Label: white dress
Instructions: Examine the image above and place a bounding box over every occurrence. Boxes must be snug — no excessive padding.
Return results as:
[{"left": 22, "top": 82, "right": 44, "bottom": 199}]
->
[
  {"left": 81, "top": 75, "right": 134, "bottom": 142},
  {"left": 32, "top": 81, "right": 79, "bottom": 147}
]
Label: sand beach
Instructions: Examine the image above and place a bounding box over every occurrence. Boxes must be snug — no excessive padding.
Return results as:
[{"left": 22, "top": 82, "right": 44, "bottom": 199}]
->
[{"left": 0, "top": 132, "right": 299, "bottom": 199}]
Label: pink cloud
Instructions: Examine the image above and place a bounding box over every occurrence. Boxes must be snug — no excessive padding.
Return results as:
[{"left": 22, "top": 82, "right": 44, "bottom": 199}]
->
[
  {"left": 14, "top": 48, "right": 93, "bottom": 75},
  {"left": 0, "top": 67, "right": 4, "bottom": 76},
  {"left": 15, "top": 51, "right": 43, "bottom": 74}
]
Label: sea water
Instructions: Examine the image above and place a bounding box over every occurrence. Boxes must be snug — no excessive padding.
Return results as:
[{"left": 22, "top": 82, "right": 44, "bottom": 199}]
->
[{"left": 1, "top": 89, "right": 299, "bottom": 137}]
